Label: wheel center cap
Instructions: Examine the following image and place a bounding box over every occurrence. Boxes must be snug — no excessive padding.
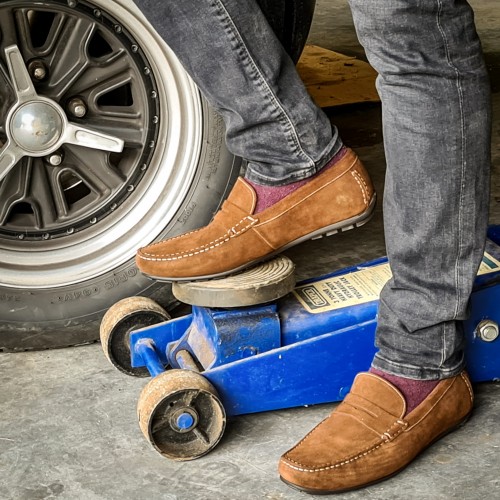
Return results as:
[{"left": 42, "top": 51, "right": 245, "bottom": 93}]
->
[{"left": 10, "top": 101, "right": 64, "bottom": 153}]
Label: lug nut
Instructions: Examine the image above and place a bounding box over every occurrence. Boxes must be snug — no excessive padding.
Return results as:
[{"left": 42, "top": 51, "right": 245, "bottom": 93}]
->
[
  {"left": 28, "top": 60, "right": 47, "bottom": 81},
  {"left": 34, "top": 67, "right": 46, "bottom": 79},
  {"left": 476, "top": 320, "right": 499, "bottom": 342},
  {"left": 46, "top": 152, "right": 63, "bottom": 166},
  {"left": 67, "top": 97, "right": 87, "bottom": 118}
]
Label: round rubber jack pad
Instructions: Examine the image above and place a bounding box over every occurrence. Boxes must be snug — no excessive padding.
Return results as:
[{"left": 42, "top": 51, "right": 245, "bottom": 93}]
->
[{"left": 172, "top": 256, "right": 296, "bottom": 308}]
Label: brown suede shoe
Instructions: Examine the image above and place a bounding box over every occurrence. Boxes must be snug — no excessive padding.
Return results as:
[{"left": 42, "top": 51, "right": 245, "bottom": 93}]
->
[
  {"left": 136, "top": 148, "right": 375, "bottom": 281},
  {"left": 279, "top": 371, "right": 473, "bottom": 494}
]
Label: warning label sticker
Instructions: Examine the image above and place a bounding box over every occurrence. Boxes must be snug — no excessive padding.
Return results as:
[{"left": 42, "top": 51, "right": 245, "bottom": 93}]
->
[
  {"left": 294, "top": 251, "right": 500, "bottom": 314},
  {"left": 293, "top": 263, "right": 392, "bottom": 314}
]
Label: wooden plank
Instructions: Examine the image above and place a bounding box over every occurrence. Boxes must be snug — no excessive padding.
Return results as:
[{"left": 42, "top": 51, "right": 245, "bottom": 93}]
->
[{"left": 297, "top": 45, "right": 380, "bottom": 108}]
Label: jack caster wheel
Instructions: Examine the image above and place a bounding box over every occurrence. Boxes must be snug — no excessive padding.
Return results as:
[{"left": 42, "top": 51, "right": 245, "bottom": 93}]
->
[
  {"left": 100, "top": 296, "right": 170, "bottom": 376},
  {"left": 137, "top": 370, "right": 226, "bottom": 461}
]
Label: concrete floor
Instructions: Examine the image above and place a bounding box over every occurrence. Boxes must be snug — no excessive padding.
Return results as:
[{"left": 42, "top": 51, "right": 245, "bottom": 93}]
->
[{"left": 1, "top": 1, "right": 500, "bottom": 498}]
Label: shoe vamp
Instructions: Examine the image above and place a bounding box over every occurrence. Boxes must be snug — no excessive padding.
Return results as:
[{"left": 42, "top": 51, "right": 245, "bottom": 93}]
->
[
  {"left": 144, "top": 204, "right": 253, "bottom": 258},
  {"left": 284, "top": 411, "right": 386, "bottom": 469}
]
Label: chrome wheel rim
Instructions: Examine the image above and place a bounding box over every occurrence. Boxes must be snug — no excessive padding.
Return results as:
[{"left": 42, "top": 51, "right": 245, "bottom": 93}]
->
[{"left": 0, "top": 0, "right": 203, "bottom": 288}]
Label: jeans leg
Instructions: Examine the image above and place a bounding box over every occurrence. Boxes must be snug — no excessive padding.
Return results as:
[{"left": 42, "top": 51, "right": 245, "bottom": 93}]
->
[
  {"left": 349, "top": 0, "right": 491, "bottom": 379},
  {"left": 133, "top": 0, "right": 342, "bottom": 185}
]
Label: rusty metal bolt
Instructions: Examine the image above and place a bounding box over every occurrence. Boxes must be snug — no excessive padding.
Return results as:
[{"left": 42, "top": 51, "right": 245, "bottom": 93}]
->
[
  {"left": 29, "top": 60, "right": 47, "bottom": 81},
  {"left": 67, "top": 97, "right": 87, "bottom": 118}
]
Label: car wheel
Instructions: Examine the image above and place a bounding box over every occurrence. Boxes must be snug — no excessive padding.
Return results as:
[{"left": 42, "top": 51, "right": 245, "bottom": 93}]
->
[{"left": 0, "top": 0, "right": 315, "bottom": 351}]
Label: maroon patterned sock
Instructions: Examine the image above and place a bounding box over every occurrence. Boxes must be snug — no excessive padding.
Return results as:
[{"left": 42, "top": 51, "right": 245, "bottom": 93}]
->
[
  {"left": 369, "top": 367, "right": 439, "bottom": 415},
  {"left": 246, "top": 146, "right": 347, "bottom": 214}
]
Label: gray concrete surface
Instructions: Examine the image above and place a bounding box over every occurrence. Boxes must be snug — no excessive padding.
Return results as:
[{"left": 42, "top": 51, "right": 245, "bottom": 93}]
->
[{"left": 1, "top": 1, "right": 500, "bottom": 498}]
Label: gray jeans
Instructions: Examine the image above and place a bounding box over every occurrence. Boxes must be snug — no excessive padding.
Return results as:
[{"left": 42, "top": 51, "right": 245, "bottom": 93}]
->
[{"left": 133, "top": 0, "right": 491, "bottom": 380}]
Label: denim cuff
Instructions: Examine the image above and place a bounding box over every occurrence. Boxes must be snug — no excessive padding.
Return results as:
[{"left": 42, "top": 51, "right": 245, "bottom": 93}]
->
[
  {"left": 371, "top": 352, "right": 466, "bottom": 381},
  {"left": 244, "top": 134, "right": 344, "bottom": 186}
]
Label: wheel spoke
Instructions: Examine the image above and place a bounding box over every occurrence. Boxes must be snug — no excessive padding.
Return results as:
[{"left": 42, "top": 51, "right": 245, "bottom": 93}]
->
[
  {"left": 0, "top": 64, "right": 15, "bottom": 135},
  {"left": 68, "top": 49, "right": 130, "bottom": 98},
  {"left": 151, "top": 416, "right": 171, "bottom": 435},
  {"left": 4, "top": 45, "right": 37, "bottom": 102},
  {"left": 0, "top": 140, "right": 25, "bottom": 183},
  {"left": 0, "top": 157, "right": 59, "bottom": 229},
  {"left": 0, "top": 9, "right": 19, "bottom": 48},
  {"left": 28, "top": 161, "right": 61, "bottom": 227},
  {"left": 44, "top": 15, "right": 96, "bottom": 100},
  {"left": 181, "top": 390, "right": 199, "bottom": 407},
  {"left": 0, "top": 156, "right": 30, "bottom": 225},
  {"left": 10, "top": 7, "right": 48, "bottom": 57},
  {"left": 63, "top": 122, "right": 124, "bottom": 153},
  {"left": 64, "top": 146, "right": 125, "bottom": 196},
  {"left": 192, "top": 426, "right": 210, "bottom": 445},
  {"left": 84, "top": 114, "right": 145, "bottom": 148}
]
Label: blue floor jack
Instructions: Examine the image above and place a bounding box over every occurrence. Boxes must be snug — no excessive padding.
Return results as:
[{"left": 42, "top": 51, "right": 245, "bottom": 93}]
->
[{"left": 100, "top": 226, "right": 500, "bottom": 461}]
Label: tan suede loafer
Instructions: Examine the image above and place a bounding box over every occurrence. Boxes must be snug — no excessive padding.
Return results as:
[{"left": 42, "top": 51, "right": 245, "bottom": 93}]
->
[
  {"left": 279, "top": 371, "right": 473, "bottom": 494},
  {"left": 136, "top": 148, "right": 375, "bottom": 281}
]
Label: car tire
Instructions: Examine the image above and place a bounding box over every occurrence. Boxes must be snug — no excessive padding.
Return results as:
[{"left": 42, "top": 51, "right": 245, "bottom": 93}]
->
[{"left": 0, "top": 0, "right": 315, "bottom": 351}]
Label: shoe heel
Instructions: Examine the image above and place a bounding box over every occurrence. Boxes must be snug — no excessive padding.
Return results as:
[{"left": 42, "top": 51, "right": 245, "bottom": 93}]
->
[{"left": 310, "top": 193, "right": 377, "bottom": 241}]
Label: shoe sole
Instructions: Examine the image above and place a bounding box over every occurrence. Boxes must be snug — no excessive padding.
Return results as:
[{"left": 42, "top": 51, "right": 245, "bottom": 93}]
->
[
  {"left": 279, "top": 411, "right": 472, "bottom": 496},
  {"left": 144, "top": 194, "right": 376, "bottom": 283}
]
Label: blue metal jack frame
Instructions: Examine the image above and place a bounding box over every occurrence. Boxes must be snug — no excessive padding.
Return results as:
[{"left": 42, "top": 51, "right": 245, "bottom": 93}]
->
[
  {"left": 129, "top": 226, "right": 500, "bottom": 421},
  {"left": 101, "top": 226, "right": 500, "bottom": 460}
]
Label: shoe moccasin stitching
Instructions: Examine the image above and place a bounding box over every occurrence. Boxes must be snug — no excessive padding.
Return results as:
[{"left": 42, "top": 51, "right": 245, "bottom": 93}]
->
[
  {"left": 136, "top": 148, "right": 375, "bottom": 280},
  {"left": 279, "top": 371, "right": 473, "bottom": 494}
]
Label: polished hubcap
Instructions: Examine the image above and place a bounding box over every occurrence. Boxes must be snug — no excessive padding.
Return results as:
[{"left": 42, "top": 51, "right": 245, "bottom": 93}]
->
[{"left": 10, "top": 101, "right": 64, "bottom": 153}]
